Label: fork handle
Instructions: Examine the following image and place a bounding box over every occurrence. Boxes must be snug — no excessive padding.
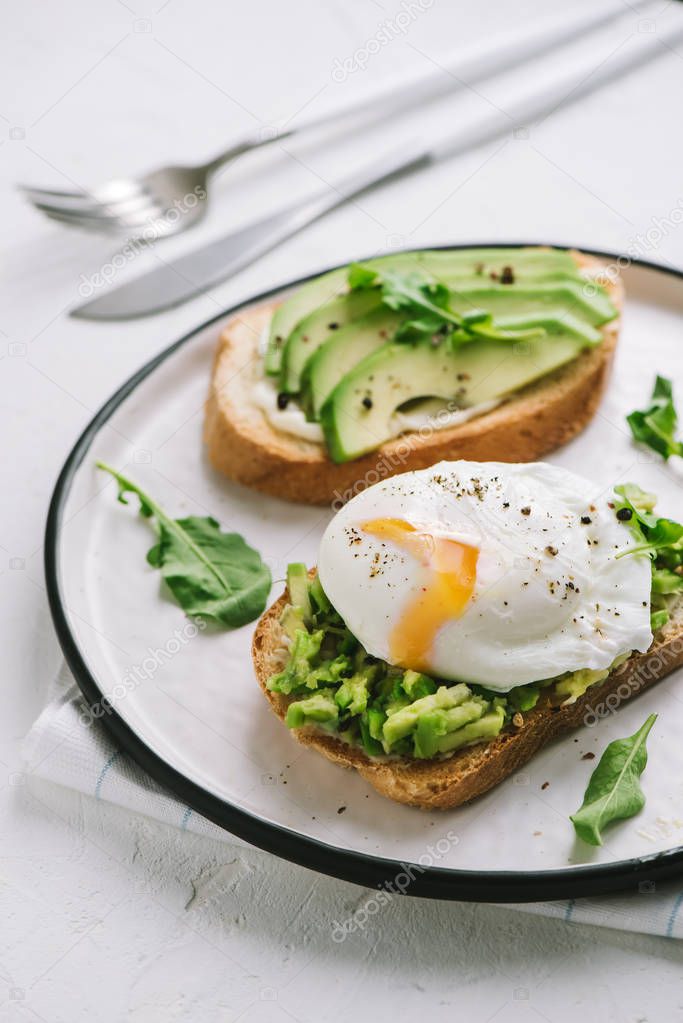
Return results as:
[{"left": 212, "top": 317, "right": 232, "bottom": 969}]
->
[{"left": 203, "top": 134, "right": 293, "bottom": 177}]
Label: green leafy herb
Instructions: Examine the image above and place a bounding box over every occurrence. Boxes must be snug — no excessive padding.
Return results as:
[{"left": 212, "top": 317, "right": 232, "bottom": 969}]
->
[
  {"left": 348, "top": 264, "right": 545, "bottom": 348},
  {"left": 613, "top": 484, "right": 683, "bottom": 629},
  {"left": 613, "top": 483, "right": 658, "bottom": 527},
  {"left": 614, "top": 484, "right": 683, "bottom": 560},
  {"left": 97, "top": 462, "right": 271, "bottom": 628},
  {"left": 627, "top": 376, "right": 683, "bottom": 460},
  {"left": 570, "top": 714, "right": 657, "bottom": 846}
]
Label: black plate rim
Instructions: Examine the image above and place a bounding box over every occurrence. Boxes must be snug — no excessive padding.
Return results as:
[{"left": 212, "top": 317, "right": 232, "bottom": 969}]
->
[{"left": 44, "top": 242, "right": 683, "bottom": 902}]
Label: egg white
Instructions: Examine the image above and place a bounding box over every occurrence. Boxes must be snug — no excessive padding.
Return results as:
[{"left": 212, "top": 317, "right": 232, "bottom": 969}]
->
[{"left": 317, "top": 461, "right": 653, "bottom": 691}]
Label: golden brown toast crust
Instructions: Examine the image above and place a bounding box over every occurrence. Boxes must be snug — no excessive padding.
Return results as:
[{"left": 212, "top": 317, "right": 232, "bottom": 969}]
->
[
  {"left": 205, "top": 251, "right": 622, "bottom": 506},
  {"left": 252, "top": 583, "right": 683, "bottom": 810}
]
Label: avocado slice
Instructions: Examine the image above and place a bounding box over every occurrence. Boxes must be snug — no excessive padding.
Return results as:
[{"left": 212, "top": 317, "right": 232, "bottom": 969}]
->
[
  {"left": 268, "top": 628, "right": 324, "bottom": 694},
  {"left": 381, "top": 683, "right": 470, "bottom": 744},
  {"left": 335, "top": 665, "right": 377, "bottom": 716},
  {"left": 285, "top": 689, "right": 339, "bottom": 729},
  {"left": 401, "top": 670, "right": 437, "bottom": 700},
  {"left": 265, "top": 247, "right": 577, "bottom": 374},
  {"left": 302, "top": 308, "right": 405, "bottom": 420},
  {"left": 308, "top": 304, "right": 600, "bottom": 425},
  {"left": 413, "top": 705, "right": 505, "bottom": 758},
  {"left": 286, "top": 562, "right": 312, "bottom": 621},
  {"left": 320, "top": 316, "right": 599, "bottom": 463},
  {"left": 308, "top": 573, "right": 331, "bottom": 614},
  {"left": 280, "top": 287, "right": 382, "bottom": 392},
  {"left": 447, "top": 280, "right": 615, "bottom": 326}
]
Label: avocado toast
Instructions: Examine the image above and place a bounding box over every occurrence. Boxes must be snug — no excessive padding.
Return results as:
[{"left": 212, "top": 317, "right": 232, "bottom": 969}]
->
[
  {"left": 254, "top": 578, "right": 683, "bottom": 810},
  {"left": 205, "top": 247, "right": 622, "bottom": 505},
  {"left": 252, "top": 463, "right": 683, "bottom": 810}
]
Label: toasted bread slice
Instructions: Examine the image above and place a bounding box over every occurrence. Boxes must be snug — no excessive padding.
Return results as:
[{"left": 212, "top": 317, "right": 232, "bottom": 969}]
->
[
  {"left": 205, "top": 251, "right": 622, "bottom": 505},
  {"left": 252, "top": 581, "right": 683, "bottom": 810}
]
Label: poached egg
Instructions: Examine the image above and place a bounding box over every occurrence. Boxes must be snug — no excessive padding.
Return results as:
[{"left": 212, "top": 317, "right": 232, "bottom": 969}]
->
[{"left": 317, "top": 461, "right": 653, "bottom": 691}]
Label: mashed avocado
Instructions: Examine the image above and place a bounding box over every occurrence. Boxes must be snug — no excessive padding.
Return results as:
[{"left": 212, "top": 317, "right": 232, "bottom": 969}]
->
[{"left": 267, "top": 565, "right": 630, "bottom": 761}]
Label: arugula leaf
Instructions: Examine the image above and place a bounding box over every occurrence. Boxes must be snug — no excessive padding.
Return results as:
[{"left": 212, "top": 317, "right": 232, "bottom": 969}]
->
[
  {"left": 613, "top": 483, "right": 683, "bottom": 629},
  {"left": 570, "top": 714, "right": 657, "bottom": 846},
  {"left": 614, "top": 484, "right": 683, "bottom": 558},
  {"left": 97, "top": 462, "right": 271, "bottom": 628},
  {"left": 380, "top": 270, "right": 453, "bottom": 316},
  {"left": 613, "top": 483, "right": 658, "bottom": 528},
  {"left": 627, "top": 375, "right": 683, "bottom": 460},
  {"left": 348, "top": 264, "right": 545, "bottom": 347}
]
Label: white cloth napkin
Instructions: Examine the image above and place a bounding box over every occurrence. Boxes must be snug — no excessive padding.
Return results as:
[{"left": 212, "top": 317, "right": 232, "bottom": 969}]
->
[{"left": 24, "top": 665, "right": 683, "bottom": 939}]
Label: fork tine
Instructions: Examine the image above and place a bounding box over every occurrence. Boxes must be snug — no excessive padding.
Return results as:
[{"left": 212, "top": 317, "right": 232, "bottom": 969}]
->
[
  {"left": 42, "top": 208, "right": 129, "bottom": 234},
  {"left": 20, "top": 184, "right": 154, "bottom": 215},
  {"left": 18, "top": 184, "right": 92, "bottom": 202},
  {"left": 41, "top": 201, "right": 171, "bottom": 233},
  {"left": 33, "top": 196, "right": 166, "bottom": 225},
  {"left": 41, "top": 204, "right": 180, "bottom": 238},
  {"left": 22, "top": 179, "right": 146, "bottom": 202}
]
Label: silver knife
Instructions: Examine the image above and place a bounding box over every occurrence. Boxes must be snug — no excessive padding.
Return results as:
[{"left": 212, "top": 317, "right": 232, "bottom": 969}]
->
[{"left": 73, "top": 19, "right": 683, "bottom": 321}]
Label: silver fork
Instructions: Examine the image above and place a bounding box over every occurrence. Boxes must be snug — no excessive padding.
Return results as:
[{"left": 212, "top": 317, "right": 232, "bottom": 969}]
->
[
  {"left": 19, "top": 141, "right": 276, "bottom": 238},
  {"left": 20, "top": 1, "right": 643, "bottom": 241}
]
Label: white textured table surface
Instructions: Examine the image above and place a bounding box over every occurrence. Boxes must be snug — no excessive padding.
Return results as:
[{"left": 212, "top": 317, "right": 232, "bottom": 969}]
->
[{"left": 3, "top": 0, "right": 683, "bottom": 1019}]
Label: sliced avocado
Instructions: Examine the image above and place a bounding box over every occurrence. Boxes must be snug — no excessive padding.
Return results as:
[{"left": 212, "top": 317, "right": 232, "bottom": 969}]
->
[
  {"left": 359, "top": 713, "right": 385, "bottom": 757},
  {"left": 286, "top": 563, "right": 312, "bottom": 622},
  {"left": 265, "top": 247, "right": 577, "bottom": 373},
  {"left": 553, "top": 652, "right": 629, "bottom": 704},
  {"left": 401, "top": 670, "right": 437, "bottom": 700},
  {"left": 507, "top": 682, "right": 542, "bottom": 713},
  {"left": 366, "top": 705, "right": 387, "bottom": 742},
  {"left": 280, "top": 288, "right": 382, "bottom": 392},
  {"left": 410, "top": 700, "right": 488, "bottom": 757},
  {"left": 320, "top": 316, "right": 599, "bottom": 463},
  {"left": 307, "top": 300, "right": 600, "bottom": 424},
  {"left": 308, "top": 573, "right": 331, "bottom": 614},
  {"left": 268, "top": 628, "right": 323, "bottom": 694},
  {"left": 554, "top": 667, "right": 609, "bottom": 705},
  {"left": 382, "top": 683, "right": 472, "bottom": 748},
  {"left": 335, "top": 666, "right": 377, "bottom": 716},
  {"left": 447, "top": 280, "right": 615, "bottom": 326},
  {"left": 285, "top": 689, "right": 339, "bottom": 729},
  {"left": 280, "top": 266, "right": 601, "bottom": 393},
  {"left": 280, "top": 605, "right": 306, "bottom": 641},
  {"left": 307, "top": 654, "right": 354, "bottom": 690},
  {"left": 267, "top": 267, "right": 348, "bottom": 375},
  {"left": 413, "top": 705, "right": 505, "bottom": 758},
  {"left": 303, "top": 308, "right": 405, "bottom": 420}
]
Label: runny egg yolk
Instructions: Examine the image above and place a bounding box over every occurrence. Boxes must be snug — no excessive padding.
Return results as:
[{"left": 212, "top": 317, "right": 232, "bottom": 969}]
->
[{"left": 361, "top": 518, "right": 479, "bottom": 672}]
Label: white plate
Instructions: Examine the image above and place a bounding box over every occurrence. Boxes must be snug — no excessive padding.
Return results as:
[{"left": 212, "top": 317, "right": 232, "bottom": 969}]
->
[{"left": 46, "top": 247, "right": 683, "bottom": 901}]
